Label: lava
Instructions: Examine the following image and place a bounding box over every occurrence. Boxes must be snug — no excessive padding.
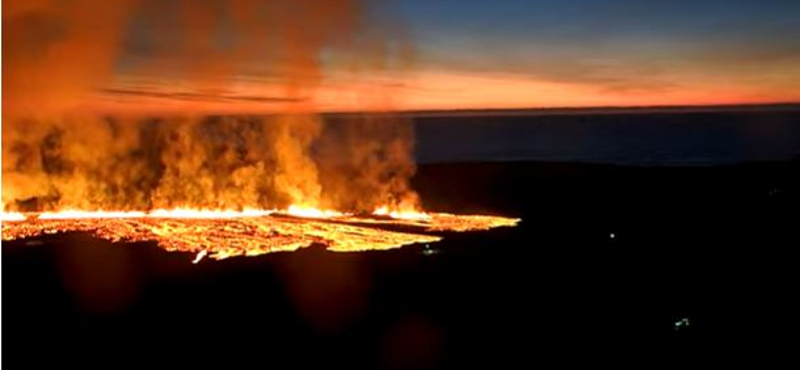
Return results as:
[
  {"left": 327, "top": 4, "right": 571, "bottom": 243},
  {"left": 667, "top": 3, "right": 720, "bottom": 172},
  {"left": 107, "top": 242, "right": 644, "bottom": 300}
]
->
[
  {"left": 1, "top": 208, "right": 520, "bottom": 261},
  {"left": 284, "top": 205, "right": 347, "bottom": 219},
  {"left": 373, "top": 206, "right": 431, "bottom": 221},
  {"left": 1, "top": 212, "right": 27, "bottom": 222}
]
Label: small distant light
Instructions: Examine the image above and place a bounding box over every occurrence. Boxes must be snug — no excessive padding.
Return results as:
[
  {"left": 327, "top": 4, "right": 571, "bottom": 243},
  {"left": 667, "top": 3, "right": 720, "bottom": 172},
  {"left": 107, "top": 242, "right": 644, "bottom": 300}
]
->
[
  {"left": 609, "top": 233, "right": 615, "bottom": 239},
  {"left": 421, "top": 244, "right": 439, "bottom": 256},
  {"left": 673, "top": 317, "right": 690, "bottom": 330}
]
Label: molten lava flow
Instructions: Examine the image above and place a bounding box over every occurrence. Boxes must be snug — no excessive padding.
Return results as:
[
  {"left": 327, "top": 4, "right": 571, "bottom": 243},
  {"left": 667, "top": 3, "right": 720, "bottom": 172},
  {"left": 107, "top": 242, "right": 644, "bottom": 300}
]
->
[
  {"left": 1, "top": 212, "right": 27, "bottom": 222},
  {"left": 373, "top": 206, "right": 431, "bottom": 221},
  {"left": 1, "top": 207, "right": 520, "bottom": 261},
  {"left": 38, "top": 210, "right": 147, "bottom": 220},
  {"left": 148, "top": 208, "right": 275, "bottom": 219},
  {"left": 284, "top": 205, "right": 346, "bottom": 219}
]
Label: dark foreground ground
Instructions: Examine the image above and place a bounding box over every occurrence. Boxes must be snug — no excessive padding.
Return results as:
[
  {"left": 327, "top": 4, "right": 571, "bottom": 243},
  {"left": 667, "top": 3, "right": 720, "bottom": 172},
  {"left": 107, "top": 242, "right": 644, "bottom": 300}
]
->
[{"left": 3, "top": 160, "right": 799, "bottom": 368}]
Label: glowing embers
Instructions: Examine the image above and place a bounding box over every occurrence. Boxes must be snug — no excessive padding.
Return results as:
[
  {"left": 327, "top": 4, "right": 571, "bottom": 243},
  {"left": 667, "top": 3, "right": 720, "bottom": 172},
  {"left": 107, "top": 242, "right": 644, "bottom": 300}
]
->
[{"left": 1, "top": 210, "right": 520, "bottom": 261}]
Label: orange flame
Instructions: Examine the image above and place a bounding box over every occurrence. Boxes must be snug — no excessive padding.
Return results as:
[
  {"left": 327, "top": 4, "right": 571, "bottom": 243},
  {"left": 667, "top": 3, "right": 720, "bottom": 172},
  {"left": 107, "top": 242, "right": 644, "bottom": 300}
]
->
[
  {"left": 38, "top": 210, "right": 147, "bottom": 220},
  {"left": 148, "top": 208, "right": 275, "bottom": 219},
  {"left": 373, "top": 206, "right": 431, "bottom": 221},
  {"left": 284, "top": 205, "right": 347, "bottom": 219},
  {"left": 1, "top": 212, "right": 28, "bottom": 222}
]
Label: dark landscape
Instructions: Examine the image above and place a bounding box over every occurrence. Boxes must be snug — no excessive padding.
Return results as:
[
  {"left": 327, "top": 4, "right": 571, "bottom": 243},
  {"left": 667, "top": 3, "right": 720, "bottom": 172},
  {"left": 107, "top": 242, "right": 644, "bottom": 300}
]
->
[
  {"left": 6, "top": 0, "right": 800, "bottom": 367},
  {"left": 4, "top": 110, "right": 800, "bottom": 368}
]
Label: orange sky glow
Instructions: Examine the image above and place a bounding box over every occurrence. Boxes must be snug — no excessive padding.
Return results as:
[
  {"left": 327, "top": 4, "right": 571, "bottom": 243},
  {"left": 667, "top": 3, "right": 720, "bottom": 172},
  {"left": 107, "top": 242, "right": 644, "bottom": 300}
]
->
[{"left": 83, "top": 68, "right": 800, "bottom": 115}]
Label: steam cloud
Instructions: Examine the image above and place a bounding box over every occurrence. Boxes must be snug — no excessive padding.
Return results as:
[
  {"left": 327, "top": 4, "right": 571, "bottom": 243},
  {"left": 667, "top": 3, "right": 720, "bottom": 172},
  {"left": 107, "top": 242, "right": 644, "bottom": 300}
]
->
[{"left": 2, "top": 0, "right": 418, "bottom": 212}]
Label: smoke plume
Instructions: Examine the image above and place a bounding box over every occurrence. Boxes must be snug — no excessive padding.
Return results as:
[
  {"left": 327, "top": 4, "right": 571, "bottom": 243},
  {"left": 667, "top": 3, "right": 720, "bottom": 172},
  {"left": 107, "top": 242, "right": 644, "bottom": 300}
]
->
[{"left": 2, "top": 0, "right": 418, "bottom": 212}]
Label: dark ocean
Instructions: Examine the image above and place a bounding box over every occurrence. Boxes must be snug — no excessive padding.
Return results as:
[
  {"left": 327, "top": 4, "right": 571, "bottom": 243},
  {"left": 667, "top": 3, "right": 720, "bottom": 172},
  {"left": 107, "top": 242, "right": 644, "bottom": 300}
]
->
[{"left": 414, "top": 109, "right": 800, "bottom": 165}]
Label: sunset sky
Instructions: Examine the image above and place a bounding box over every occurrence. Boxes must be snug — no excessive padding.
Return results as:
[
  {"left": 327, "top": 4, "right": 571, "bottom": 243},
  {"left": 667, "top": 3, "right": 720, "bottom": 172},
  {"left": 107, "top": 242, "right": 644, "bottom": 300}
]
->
[
  {"left": 6, "top": 0, "right": 800, "bottom": 113},
  {"left": 396, "top": 0, "right": 800, "bottom": 109}
]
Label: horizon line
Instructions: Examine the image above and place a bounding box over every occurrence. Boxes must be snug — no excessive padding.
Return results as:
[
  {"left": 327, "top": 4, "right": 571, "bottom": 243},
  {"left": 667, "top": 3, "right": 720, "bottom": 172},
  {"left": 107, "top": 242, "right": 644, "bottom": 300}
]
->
[{"left": 330, "top": 102, "right": 800, "bottom": 117}]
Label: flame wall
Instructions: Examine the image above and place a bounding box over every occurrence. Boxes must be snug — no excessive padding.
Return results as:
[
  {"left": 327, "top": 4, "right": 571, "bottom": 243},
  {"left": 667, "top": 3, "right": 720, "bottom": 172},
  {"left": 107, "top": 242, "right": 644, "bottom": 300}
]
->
[{"left": 2, "top": 0, "right": 418, "bottom": 212}]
